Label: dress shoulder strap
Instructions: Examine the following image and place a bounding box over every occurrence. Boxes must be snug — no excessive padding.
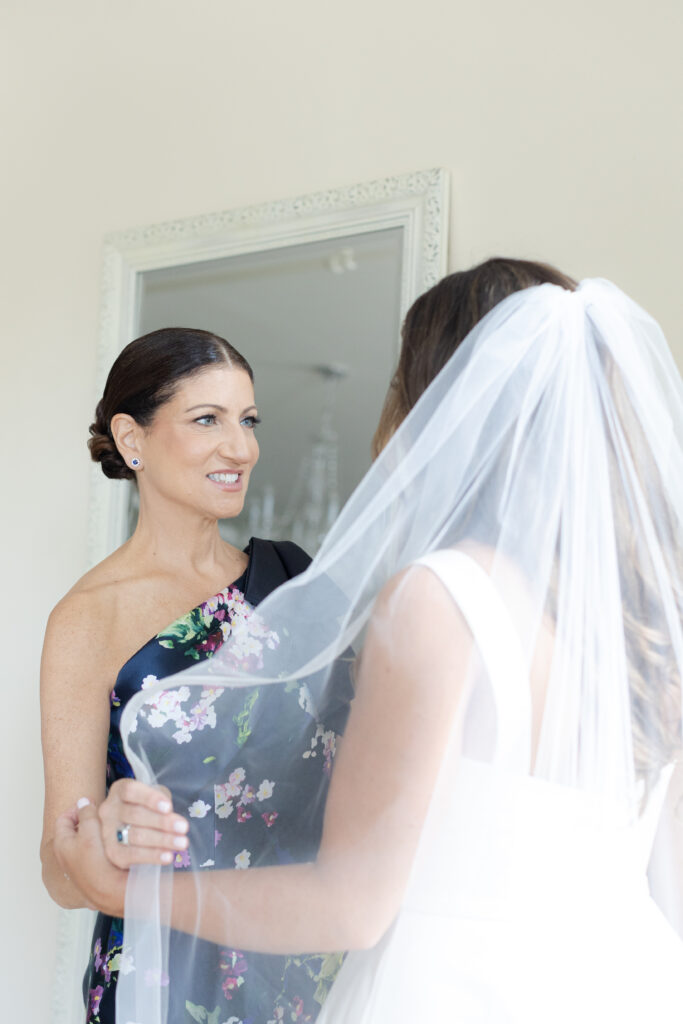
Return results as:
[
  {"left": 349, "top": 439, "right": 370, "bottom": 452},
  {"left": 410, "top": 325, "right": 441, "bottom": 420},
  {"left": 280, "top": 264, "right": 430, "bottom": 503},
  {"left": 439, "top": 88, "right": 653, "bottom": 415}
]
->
[
  {"left": 415, "top": 549, "right": 532, "bottom": 771},
  {"left": 243, "top": 538, "right": 312, "bottom": 605}
]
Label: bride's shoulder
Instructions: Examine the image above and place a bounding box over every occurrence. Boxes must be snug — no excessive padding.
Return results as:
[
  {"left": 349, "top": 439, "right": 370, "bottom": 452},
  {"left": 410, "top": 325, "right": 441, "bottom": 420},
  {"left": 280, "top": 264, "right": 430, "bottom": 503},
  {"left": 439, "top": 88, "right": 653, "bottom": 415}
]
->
[
  {"left": 374, "top": 542, "right": 511, "bottom": 640},
  {"left": 373, "top": 549, "right": 482, "bottom": 631},
  {"left": 384, "top": 542, "right": 496, "bottom": 596}
]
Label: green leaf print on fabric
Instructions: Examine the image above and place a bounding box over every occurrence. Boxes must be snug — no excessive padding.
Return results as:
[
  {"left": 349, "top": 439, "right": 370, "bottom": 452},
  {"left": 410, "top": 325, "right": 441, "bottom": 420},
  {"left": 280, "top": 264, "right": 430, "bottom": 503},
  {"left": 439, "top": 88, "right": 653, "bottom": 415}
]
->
[
  {"left": 313, "top": 952, "right": 346, "bottom": 1004},
  {"left": 158, "top": 607, "right": 209, "bottom": 651},
  {"left": 233, "top": 689, "right": 260, "bottom": 748},
  {"left": 275, "top": 952, "right": 346, "bottom": 1011},
  {"left": 185, "top": 1002, "right": 222, "bottom": 1024}
]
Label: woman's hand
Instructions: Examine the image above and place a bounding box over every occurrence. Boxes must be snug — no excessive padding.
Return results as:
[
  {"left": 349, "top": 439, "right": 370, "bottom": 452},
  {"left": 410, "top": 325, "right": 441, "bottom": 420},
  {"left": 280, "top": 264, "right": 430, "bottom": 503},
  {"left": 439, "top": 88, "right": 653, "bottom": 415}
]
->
[
  {"left": 98, "top": 778, "right": 189, "bottom": 868},
  {"left": 54, "top": 800, "right": 127, "bottom": 916}
]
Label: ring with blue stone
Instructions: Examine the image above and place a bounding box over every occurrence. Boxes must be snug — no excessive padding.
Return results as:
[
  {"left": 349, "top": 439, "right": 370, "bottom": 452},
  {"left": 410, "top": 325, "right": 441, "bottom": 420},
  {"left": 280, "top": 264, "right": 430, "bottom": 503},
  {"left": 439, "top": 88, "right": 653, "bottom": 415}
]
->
[{"left": 116, "top": 824, "right": 131, "bottom": 845}]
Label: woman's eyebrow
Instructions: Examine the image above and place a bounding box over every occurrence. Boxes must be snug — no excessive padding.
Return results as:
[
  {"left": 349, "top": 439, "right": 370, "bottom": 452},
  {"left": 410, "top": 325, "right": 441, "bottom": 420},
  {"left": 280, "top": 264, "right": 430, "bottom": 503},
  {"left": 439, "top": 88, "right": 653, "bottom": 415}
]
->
[
  {"left": 185, "top": 403, "right": 226, "bottom": 412},
  {"left": 185, "top": 403, "right": 258, "bottom": 413}
]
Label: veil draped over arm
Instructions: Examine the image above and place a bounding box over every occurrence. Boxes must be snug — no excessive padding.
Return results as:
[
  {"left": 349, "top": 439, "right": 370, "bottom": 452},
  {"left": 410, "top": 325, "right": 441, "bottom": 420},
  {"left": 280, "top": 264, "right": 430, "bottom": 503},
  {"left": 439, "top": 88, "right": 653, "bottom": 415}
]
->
[{"left": 117, "top": 280, "right": 683, "bottom": 1024}]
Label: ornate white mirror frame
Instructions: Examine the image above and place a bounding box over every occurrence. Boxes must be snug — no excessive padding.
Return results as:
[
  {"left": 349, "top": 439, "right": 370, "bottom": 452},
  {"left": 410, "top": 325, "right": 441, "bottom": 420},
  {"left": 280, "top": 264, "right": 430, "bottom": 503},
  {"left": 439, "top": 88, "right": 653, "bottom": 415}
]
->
[{"left": 53, "top": 168, "right": 449, "bottom": 1023}]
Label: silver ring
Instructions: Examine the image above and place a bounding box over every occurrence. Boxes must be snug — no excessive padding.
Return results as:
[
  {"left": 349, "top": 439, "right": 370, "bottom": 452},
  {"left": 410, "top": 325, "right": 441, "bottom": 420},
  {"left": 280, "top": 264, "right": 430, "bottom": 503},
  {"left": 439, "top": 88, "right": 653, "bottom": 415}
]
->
[{"left": 116, "top": 824, "right": 130, "bottom": 846}]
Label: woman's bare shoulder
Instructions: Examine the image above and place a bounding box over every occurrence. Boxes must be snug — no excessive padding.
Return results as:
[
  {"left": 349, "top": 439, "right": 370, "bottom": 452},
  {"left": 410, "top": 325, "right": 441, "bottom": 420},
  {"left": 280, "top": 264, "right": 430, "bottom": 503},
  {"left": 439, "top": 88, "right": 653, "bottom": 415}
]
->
[
  {"left": 41, "top": 547, "right": 157, "bottom": 699},
  {"left": 44, "top": 546, "right": 141, "bottom": 653}
]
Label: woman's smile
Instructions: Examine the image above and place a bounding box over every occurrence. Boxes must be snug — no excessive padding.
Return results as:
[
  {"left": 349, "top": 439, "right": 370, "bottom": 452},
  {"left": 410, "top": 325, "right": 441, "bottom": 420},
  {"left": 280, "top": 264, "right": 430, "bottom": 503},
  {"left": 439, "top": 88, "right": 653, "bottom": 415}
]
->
[{"left": 207, "top": 470, "right": 242, "bottom": 490}]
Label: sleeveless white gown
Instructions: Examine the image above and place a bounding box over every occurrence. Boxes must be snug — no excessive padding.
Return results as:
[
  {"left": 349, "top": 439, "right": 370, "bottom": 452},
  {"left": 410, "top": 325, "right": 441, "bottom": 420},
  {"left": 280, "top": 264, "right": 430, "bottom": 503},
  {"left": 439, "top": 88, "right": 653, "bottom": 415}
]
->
[{"left": 317, "top": 551, "right": 683, "bottom": 1023}]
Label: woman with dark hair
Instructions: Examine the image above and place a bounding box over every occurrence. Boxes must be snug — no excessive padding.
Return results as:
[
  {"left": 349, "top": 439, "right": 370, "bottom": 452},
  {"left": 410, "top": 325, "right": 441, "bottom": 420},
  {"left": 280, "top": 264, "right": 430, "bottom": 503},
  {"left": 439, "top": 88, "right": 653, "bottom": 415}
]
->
[
  {"left": 56, "top": 262, "right": 683, "bottom": 1023},
  {"left": 41, "top": 328, "right": 352, "bottom": 1022}
]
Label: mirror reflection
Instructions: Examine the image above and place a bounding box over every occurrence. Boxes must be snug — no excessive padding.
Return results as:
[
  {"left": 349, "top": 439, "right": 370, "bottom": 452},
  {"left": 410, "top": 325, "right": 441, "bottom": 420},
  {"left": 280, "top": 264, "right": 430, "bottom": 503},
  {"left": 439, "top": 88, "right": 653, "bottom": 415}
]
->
[{"left": 131, "top": 227, "right": 404, "bottom": 552}]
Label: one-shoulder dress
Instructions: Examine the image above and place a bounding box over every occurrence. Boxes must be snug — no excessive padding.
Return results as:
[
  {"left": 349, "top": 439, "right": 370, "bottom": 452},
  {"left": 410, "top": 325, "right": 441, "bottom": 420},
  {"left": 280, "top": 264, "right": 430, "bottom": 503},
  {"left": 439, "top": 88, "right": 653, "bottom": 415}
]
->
[{"left": 83, "top": 538, "right": 353, "bottom": 1024}]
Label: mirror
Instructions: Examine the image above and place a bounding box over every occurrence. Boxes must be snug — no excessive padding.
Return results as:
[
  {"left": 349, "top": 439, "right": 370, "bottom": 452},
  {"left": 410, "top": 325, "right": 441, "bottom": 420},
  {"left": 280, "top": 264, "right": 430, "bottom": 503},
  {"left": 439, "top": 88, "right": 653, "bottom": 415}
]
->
[
  {"left": 134, "top": 227, "right": 404, "bottom": 552},
  {"left": 54, "top": 169, "right": 448, "bottom": 1023}
]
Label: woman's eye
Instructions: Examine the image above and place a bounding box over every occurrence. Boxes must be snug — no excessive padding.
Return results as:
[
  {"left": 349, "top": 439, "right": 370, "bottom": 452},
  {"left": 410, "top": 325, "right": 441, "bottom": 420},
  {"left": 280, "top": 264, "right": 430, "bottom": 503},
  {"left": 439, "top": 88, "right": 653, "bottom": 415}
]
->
[
  {"left": 241, "top": 415, "right": 262, "bottom": 429},
  {"left": 195, "top": 414, "right": 217, "bottom": 426}
]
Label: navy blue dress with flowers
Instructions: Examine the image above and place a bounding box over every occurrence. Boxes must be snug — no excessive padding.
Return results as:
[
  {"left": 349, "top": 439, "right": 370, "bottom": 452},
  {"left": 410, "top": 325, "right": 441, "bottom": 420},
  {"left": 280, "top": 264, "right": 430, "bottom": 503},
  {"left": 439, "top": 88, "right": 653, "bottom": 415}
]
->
[{"left": 83, "top": 538, "right": 353, "bottom": 1024}]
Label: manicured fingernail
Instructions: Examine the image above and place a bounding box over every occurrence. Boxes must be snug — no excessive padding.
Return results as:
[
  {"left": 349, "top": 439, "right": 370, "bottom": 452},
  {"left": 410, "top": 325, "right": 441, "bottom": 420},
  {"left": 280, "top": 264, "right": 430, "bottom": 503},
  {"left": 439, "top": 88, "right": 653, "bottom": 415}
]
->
[
  {"left": 173, "top": 836, "right": 188, "bottom": 849},
  {"left": 158, "top": 800, "right": 172, "bottom": 813},
  {"left": 160, "top": 851, "right": 173, "bottom": 864},
  {"left": 77, "top": 797, "right": 90, "bottom": 809},
  {"left": 173, "top": 820, "right": 189, "bottom": 834}
]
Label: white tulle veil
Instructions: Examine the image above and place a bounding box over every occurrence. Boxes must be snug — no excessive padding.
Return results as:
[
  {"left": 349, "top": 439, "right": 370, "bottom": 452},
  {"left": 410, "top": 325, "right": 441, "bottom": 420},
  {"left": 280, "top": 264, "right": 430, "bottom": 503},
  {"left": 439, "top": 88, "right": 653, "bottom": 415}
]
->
[{"left": 116, "top": 278, "right": 683, "bottom": 1023}]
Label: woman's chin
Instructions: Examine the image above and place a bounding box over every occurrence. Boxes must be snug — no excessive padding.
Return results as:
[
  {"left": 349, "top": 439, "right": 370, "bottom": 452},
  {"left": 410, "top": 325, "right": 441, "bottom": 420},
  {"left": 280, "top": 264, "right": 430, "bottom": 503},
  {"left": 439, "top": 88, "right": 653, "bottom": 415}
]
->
[{"left": 210, "top": 497, "right": 246, "bottom": 522}]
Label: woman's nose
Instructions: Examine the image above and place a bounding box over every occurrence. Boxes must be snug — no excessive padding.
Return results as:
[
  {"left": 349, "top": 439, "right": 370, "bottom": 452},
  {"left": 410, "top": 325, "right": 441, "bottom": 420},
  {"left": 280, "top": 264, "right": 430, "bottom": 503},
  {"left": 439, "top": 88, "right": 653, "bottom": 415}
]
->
[{"left": 216, "top": 427, "right": 252, "bottom": 464}]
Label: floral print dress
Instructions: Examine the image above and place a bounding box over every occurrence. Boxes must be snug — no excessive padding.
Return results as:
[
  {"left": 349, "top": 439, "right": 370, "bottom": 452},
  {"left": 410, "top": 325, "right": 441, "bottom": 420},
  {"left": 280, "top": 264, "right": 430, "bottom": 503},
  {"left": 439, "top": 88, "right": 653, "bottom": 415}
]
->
[{"left": 83, "top": 538, "right": 353, "bottom": 1024}]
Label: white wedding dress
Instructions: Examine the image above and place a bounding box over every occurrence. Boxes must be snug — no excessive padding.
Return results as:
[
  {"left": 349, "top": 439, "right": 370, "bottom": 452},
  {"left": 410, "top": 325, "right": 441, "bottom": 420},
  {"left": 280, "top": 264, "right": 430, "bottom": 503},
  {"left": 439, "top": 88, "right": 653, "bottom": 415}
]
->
[{"left": 317, "top": 551, "right": 683, "bottom": 1023}]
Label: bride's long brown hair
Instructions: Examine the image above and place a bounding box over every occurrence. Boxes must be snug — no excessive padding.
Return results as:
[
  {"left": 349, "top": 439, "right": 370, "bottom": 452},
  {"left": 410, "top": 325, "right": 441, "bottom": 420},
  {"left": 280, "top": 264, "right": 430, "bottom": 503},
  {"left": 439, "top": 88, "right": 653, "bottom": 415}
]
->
[
  {"left": 373, "top": 257, "right": 577, "bottom": 457},
  {"left": 374, "top": 257, "right": 681, "bottom": 792}
]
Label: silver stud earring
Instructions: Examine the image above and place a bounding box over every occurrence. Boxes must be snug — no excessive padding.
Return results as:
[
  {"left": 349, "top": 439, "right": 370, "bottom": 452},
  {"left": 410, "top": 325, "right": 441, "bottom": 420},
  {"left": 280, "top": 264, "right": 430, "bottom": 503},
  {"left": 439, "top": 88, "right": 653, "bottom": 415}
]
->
[{"left": 131, "top": 457, "right": 141, "bottom": 469}]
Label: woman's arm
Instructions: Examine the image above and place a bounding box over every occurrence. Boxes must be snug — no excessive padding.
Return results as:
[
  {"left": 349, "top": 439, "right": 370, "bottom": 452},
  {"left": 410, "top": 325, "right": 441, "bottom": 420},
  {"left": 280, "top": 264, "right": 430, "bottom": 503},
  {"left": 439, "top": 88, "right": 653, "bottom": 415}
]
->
[
  {"left": 40, "top": 592, "right": 111, "bottom": 908},
  {"left": 63, "top": 565, "right": 473, "bottom": 950},
  {"left": 41, "top": 593, "right": 189, "bottom": 907}
]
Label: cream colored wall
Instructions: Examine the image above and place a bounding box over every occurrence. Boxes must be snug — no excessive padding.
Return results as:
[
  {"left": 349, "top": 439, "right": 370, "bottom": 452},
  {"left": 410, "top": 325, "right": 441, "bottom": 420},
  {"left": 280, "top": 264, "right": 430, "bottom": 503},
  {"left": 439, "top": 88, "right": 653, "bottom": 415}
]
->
[{"left": 2, "top": 0, "right": 681, "bottom": 1018}]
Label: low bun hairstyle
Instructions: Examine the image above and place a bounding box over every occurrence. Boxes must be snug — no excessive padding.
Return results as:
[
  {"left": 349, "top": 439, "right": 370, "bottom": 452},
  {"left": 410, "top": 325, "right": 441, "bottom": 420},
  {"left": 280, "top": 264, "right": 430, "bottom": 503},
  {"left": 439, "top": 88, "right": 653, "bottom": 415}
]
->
[{"left": 88, "top": 327, "right": 254, "bottom": 480}]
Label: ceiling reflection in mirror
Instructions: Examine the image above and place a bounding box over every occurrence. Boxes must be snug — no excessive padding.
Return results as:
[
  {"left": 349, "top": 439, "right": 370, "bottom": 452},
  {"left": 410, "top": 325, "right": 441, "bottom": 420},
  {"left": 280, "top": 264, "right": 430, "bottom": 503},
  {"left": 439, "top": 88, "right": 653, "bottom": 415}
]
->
[{"left": 129, "top": 227, "right": 404, "bottom": 552}]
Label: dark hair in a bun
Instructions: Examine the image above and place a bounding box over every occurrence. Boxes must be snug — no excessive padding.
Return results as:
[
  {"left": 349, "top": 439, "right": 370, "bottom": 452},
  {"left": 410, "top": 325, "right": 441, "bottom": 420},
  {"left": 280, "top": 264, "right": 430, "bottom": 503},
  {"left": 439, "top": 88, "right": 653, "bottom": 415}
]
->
[{"left": 88, "top": 327, "right": 253, "bottom": 480}]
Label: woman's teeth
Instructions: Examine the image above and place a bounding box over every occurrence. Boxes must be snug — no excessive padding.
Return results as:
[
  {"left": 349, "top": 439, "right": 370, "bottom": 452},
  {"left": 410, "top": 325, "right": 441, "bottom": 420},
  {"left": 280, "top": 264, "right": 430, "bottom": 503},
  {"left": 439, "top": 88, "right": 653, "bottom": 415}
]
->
[{"left": 208, "top": 472, "right": 239, "bottom": 484}]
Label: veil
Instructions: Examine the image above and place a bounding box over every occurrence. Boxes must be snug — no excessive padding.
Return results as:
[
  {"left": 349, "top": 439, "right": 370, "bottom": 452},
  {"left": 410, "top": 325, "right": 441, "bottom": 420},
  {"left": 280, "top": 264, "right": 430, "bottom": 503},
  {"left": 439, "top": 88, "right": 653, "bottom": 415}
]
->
[{"left": 116, "top": 279, "right": 683, "bottom": 1023}]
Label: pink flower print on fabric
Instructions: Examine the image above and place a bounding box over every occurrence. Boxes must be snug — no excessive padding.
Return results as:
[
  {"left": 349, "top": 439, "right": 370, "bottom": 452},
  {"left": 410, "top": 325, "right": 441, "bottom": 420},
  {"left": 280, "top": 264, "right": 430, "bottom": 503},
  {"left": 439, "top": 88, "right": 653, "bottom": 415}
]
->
[
  {"left": 321, "top": 730, "right": 337, "bottom": 777},
  {"left": 292, "top": 996, "right": 307, "bottom": 1020},
  {"left": 215, "top": 783, "right": 236, "bottom": 820},
  {"left": 154, "top": 586, "right": 279, "bottom": 674},
  {"left": 216, "top": 767, "right": 258, "bottom": 821},
  {"left": 201, "top": 592, "right": 225, "bottom": 617},
  {"left": 223, "top": 778, "right": 243, "bottom": 799},
  {"left": 218, "top": 591, "right": 280, "bottom": 669},
  {"left": 219, "top": 949, "right": 248, "bottom": 1001},
  {"left": 194, "top": 628, "right": 225, "bottom": 657},
  {"left": 145, "top": 686, "right": 191, "bottom": 729},
  {"left": 92, "top": 936, "right": 115, "bottom": 983},
  {"left": 171, "top": 687, "right": 223, "bottom": 745},
  {"left": 239, "top": 784, "right": 256, "bottom": 806},
  {"left": 173, "top": 849, "right": 191, "bottom": 869},
  {"left": 86, "top": 985, "right": 104, "bottom": 1023},
  {"left": 141, "top": 684, "right": 225, "bottom": 745}
]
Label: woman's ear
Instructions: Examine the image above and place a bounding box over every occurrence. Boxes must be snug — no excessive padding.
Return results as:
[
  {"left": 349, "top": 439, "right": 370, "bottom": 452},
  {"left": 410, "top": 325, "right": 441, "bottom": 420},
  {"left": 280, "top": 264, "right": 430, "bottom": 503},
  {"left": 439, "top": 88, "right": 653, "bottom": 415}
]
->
[{"left": 110, "top": 413, "right": 143, "bottom": 469}]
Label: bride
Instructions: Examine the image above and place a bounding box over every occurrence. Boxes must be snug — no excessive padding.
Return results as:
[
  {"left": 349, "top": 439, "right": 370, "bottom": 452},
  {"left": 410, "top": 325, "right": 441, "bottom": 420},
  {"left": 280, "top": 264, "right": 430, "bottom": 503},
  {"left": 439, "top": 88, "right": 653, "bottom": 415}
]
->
[{"left": 56, "top": 258, "right": 683, "bottom": 1023}]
